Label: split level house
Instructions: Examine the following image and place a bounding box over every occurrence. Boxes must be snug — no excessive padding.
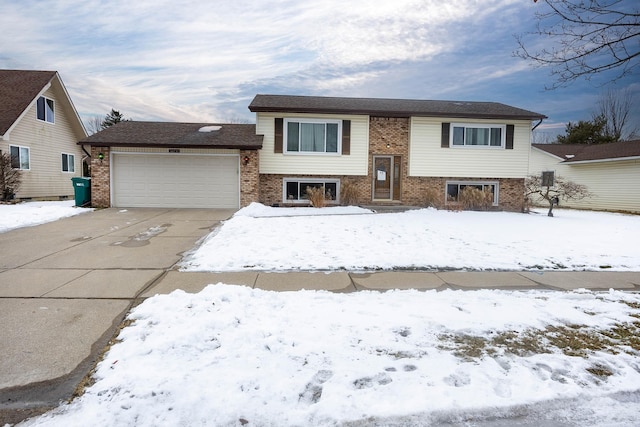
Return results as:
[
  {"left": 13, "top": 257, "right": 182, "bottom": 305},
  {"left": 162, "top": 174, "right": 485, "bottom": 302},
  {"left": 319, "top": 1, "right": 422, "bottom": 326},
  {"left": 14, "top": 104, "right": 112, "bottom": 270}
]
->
[
  {"left": 0, "top": 70, "right": 87, "bottom": 200},
  {"left": 80, "top": 94, "right": 547, "bottom": 211},
  {"left": 530, "top": 140, "right": 640, "bottom": 213}
]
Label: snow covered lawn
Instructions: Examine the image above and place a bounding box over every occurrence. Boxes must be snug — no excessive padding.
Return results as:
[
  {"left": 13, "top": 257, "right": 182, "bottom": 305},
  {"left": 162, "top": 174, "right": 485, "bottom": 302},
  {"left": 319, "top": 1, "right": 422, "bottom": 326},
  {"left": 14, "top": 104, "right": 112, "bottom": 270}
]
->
[
  {"left": 0, "top": 200, "right": 92, "bottom": 233},
  {"left": 23, "top": 285, "right": 640, "bottom": 426},
  {"left": 182, "top": 203, "right": 640, "bottom": 272}
]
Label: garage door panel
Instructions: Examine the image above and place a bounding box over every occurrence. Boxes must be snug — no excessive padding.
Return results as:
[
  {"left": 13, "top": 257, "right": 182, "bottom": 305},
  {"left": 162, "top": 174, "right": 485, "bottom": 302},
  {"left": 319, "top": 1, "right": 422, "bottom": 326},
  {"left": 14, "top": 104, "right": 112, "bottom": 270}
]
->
[{"left": 112, "top": 154, "right": 239, "bottom": 208}]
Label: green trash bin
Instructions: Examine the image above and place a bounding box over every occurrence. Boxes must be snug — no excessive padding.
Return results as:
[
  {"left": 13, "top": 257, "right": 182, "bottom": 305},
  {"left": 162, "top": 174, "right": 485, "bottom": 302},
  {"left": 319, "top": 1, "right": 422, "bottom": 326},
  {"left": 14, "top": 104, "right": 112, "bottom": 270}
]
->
[{"left": 71, "top": 177, "right": 91, "bottom": 207}]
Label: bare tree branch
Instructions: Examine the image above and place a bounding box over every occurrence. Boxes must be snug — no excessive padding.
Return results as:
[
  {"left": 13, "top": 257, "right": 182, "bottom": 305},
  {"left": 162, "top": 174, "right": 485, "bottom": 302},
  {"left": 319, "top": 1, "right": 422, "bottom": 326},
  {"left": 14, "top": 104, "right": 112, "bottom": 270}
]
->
[{"left": 515, "top": 0, "right": 640, "bottom": 89}]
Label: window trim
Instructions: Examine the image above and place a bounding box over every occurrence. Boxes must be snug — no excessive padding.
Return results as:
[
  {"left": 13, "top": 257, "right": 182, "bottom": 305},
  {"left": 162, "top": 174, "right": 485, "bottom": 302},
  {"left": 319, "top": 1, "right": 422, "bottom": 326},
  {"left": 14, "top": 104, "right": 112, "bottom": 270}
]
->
[
  {"left": 283, "top": 118, "right": 342, "bottom": 155},
  {"left": 36, "top": 96, "right": 55, "bottom": 124},
  {"left": 445, "top": 180, "right": 499, "bottom": 206},
  {"left": 282, "top": 178, "right": 340, "bottom": 204},
  {"left": 450, "top": 123, "right": 506, "bottom": 148},
  {"left": 61, "top": 153, "right": 75, "bottom": 173},
  {"left": 10, "top": 145, "right": 30, "bottom": 170}
]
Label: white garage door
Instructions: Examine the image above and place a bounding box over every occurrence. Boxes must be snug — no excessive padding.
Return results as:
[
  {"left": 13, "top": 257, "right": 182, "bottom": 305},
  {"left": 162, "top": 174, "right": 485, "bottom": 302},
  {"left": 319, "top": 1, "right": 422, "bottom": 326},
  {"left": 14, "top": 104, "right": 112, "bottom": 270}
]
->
[{"left": 112, "top": 154, "right": 239, "bottom": 208}]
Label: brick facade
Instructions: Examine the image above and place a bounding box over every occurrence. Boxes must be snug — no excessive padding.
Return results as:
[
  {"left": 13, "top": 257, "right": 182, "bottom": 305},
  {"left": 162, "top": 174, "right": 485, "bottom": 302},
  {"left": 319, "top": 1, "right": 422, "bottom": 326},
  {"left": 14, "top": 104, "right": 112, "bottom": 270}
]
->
[
  {"left": 90, "top": 146, "right": 111, "bottom": 208},
  {"left": 258, "top": 116, "right": 526, "bottom": 211},
  {"left": 240, "top": 149, "right": 260, "bottom": 207}
]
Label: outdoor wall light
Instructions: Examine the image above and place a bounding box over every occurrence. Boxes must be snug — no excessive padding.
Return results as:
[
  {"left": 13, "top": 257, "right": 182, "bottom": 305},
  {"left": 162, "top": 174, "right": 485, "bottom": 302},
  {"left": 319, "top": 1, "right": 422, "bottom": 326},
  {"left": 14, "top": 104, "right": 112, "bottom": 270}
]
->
[
  {"left": 97, "top": 152, "right": 104, "bottom": 160},
  {"left": 243, "top": 156, "right": 250, "bottom": 165}
]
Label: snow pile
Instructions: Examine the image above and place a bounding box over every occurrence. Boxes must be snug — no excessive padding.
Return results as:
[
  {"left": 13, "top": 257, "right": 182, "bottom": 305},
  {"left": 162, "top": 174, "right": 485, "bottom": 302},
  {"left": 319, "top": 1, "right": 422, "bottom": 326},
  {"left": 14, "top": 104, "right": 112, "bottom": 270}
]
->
[
  {"left": 182, "top": 205, "right": 639, "bottom": 272},
  {"left": 234, "top": 202, "right": 373, "bottom": 217},
  {"left": 0, "top": 200, "right": 92, "bottom": 233},
  {"left": 23, "top": 285, "right": 640, "bottom": 426}
]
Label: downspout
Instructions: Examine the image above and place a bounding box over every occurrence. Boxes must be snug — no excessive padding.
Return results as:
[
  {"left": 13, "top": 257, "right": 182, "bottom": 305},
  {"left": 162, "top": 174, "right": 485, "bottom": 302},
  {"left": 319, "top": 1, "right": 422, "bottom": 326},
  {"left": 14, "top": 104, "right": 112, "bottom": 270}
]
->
[
  {"left": 531, "top": 118, "right": 544, "bottom": 131},
  {"left": 81, "top": 145, "right": 91, "bottom": 177}
]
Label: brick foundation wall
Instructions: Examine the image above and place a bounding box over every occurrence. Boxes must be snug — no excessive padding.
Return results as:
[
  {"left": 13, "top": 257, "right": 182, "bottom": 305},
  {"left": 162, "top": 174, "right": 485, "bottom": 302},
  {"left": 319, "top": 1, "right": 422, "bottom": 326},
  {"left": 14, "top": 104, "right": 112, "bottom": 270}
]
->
[
  {"left": 258, "top": 174, "right": 370, "bottom": 206},
  {"left": 90, "top": 146, "right": 111, "bottom": 208}
]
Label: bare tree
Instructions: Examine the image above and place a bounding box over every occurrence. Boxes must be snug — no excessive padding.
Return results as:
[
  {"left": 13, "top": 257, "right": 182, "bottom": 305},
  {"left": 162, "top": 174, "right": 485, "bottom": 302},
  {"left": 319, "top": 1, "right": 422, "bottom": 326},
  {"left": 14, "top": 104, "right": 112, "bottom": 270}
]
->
[
  {"left": 86, "top": 115, "right": 104, "bottom": 135},
  {"left": 515, "top": 0, "right": 640, "bottom": 88},
  {"left": 594, "top": 87, "right": 638, "bottom": 140},
  {"left": 525, "top": 174, "right": 591, "bottom": 217},
  {"left": 0, "top": 151, "right": 22, "bottom": 201}
]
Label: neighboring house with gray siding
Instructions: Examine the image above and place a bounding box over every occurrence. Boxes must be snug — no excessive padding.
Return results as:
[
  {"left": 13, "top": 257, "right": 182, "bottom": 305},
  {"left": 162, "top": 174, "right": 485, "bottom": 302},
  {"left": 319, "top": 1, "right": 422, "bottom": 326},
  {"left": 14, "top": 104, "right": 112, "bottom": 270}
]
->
[
  {"left": 0, "top": 70, "right": 87, "bottom": 200},
  {"left": 530, "top": 141, "right": 640, "bottom": 213}
]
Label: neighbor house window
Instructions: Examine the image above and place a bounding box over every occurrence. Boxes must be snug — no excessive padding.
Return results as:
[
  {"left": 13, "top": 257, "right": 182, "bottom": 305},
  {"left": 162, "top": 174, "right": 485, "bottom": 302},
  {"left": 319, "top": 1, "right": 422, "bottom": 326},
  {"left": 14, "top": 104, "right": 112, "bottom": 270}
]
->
[
  {"left": 451, "top": 124, "right": 504, "bottom": 147},
  {"left": 284, "top": 179, "right": 339, "bottom": 203},
  {"left": 285, "top": 119, "right": 340, "bottom": 153},
  {"left": 446, "top": 181, "right": 498, "bottom": 205},
  {"left": 61, "top": 153, "right": 75, "bottom": 172},
  {"left": 10, "top": 145, "right": 30, "bottom": 170},
  {"left": 37, "top": 96, "right": 55, "bottom": 123}
]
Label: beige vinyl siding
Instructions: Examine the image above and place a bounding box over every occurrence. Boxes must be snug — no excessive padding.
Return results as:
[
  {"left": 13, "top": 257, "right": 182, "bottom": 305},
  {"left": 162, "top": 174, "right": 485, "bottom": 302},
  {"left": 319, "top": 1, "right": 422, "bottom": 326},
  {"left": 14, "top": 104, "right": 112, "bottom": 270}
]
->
[
  {"left": 529, "top": 148, "right": 640, "bottom": 212},
  {"left": 2, "top": 84, "right": 85, "bottom": 199},
  {"left": 256, "top": 112, "right": 369, "bottom": 175},
  {"left": 409, "top": 117, "right": 532, "bottom": 178}
]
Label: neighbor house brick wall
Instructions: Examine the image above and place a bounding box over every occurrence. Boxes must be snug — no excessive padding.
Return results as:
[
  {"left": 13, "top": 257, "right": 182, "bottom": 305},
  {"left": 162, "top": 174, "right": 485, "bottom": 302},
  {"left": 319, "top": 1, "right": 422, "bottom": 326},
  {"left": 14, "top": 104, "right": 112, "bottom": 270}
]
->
[
  {"left": 90, "top": 146, "right": 111, "bottom": 208},
  {"left": 240, "top": 149, "right": 260, "bottom": 207}
]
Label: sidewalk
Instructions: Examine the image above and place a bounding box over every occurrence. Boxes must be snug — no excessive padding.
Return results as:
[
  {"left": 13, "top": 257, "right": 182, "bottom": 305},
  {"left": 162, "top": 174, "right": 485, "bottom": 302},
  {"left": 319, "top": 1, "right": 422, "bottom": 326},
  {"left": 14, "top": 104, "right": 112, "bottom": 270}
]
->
[
  {"left": 144, "top": 269, "right": 640, "bottom": 295},
  {"left": 0, "top": 207, "right": 638, "bottom": 424}
]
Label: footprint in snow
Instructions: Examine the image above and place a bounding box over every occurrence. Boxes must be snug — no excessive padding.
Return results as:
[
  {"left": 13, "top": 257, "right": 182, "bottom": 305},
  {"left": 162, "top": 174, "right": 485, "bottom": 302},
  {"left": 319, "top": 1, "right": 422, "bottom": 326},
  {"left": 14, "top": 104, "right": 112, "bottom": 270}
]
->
[{"left": 299, "top": 370, "right": 333, "bottom": 404}]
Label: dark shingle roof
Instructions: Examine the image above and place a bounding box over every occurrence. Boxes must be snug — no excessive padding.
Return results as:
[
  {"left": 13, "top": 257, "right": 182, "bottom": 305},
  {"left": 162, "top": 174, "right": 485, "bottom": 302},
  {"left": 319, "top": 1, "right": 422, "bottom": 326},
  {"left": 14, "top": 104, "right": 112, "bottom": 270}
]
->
[
  {"left": 533, "top": 140, "right": 640, "bottom": 162},
  {"left": 79, "top": 121, "right": 263, "bottom": 149},
  {"left": 0, "top": 70, "right": 57, "bottom": 135},
  {"left": 249, "top": 94, "right": 547, "bottom": 120}
]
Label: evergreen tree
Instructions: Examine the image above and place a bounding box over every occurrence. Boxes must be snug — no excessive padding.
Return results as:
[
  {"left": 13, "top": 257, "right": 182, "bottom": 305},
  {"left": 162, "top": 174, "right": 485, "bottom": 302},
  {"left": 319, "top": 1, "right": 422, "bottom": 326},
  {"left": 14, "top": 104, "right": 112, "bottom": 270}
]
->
[
  {"left": 557, "top": 115, "right": 616, "bottom": 144},
  {"left": 101, "top": 109, "right": 127, "bottom": 128}
]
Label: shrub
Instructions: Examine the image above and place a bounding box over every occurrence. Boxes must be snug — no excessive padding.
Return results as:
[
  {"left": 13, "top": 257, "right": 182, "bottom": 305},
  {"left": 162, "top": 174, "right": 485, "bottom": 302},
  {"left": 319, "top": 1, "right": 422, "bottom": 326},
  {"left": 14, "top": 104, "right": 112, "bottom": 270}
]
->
[
  {"left": 340, "top": 181, "right": 359, "bottom": 206},
  {"left": 0, "top": 152, "right": 21, "bottom": 202},
  {"left": 459, "top": 186, "right": 494, "bottom": 210},
  {"left": 423, "top": 188, "right": 442, "bottom": 208},
  {"left": 306, "top": 186, "right": 326, "bottom": 208}
]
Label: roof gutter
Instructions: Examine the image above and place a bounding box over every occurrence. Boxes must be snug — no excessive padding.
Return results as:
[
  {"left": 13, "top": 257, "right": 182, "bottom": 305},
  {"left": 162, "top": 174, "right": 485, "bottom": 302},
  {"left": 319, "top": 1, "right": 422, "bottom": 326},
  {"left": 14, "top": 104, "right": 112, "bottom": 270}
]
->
[{"left": 564, "top": 155, "right": 640, "bottom": 165}]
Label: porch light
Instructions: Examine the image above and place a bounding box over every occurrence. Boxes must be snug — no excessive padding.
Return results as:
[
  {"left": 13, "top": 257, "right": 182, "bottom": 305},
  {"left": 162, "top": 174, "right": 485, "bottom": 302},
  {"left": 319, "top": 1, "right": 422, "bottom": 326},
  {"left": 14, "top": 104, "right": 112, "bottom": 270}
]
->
[
  {"left": 97, "top": 152, "right": 104, "bottom": 160},
  {"left": 243, "top": 156, "right": 250, "bottom": 165}
]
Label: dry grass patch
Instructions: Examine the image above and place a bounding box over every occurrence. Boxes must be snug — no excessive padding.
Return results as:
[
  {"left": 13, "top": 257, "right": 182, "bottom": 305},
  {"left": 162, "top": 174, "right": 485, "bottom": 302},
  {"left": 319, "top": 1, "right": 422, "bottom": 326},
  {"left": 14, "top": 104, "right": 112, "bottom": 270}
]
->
[{"left": 438, "top": 321, "right": 640, "bottom": 362}]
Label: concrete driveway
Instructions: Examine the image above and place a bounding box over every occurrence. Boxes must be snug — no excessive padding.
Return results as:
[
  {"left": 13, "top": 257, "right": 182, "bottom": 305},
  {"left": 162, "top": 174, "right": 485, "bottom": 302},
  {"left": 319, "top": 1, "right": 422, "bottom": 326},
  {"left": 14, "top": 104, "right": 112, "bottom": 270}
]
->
[{"left": 0, "top": 207, "right": 235, "bottom": 422}]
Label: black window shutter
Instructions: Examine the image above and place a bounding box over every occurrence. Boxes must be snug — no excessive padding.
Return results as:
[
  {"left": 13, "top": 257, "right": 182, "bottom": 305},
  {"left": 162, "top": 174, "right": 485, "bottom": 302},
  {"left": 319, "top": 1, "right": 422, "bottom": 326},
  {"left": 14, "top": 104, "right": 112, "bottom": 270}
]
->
[
  {"left": 274, "top": 118, "right": 283, "bottom": 153},
  {"left": 342, "top": 120, "right": 351, "bottom": 155},
  {"left": 505, "top": 124, "right": 514, "bottom": 149},
  {"left": 441, "top": 123, "right": 450, "bottom": 148}
]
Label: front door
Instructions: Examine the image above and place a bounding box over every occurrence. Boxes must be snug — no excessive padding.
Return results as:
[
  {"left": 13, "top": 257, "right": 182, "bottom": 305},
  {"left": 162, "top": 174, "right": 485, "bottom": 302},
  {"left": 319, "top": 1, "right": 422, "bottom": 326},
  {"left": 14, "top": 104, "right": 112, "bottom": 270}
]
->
[{"left": 373, "top": 156, "right": 401, "bottom": 201}]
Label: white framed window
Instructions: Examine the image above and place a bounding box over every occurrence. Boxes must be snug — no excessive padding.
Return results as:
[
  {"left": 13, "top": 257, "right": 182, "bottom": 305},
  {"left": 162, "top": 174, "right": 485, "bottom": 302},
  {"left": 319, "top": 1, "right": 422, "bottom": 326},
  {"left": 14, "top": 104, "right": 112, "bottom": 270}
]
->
[
  {"left": 10, "top": 145, "right": 30, "bottom": 170},
  {"left": 284, "top": 119, "right": 341, "bottom": 154},
  {"left": 451, "top": 123, "right": 505, "bottom": 148},
  {"left": 446, "top": 181, "right": 499, "bottom": 206},
  {"left": 36, "top": 96, "right": 55, "bottom": 123},
  {"left": 283, "top": 178, "right": 339, "bottom": 203},
  {"left": 61, "top": 153, "right": 75, "bottom": 172}
]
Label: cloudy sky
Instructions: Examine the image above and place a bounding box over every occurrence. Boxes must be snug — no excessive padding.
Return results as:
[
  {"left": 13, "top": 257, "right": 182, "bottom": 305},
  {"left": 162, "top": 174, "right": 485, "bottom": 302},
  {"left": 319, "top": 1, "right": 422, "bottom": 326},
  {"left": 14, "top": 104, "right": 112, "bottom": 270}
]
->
[{"left": 1, "top": 0, "right": 638, "bottom": 140}]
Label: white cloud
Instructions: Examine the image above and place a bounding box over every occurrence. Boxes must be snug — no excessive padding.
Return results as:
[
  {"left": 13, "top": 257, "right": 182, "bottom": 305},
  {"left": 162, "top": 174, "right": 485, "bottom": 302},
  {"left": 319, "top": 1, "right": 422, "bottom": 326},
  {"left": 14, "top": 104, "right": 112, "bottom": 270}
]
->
[{"left": 0, "top": 0, "right": 637, "bottom": 131}]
